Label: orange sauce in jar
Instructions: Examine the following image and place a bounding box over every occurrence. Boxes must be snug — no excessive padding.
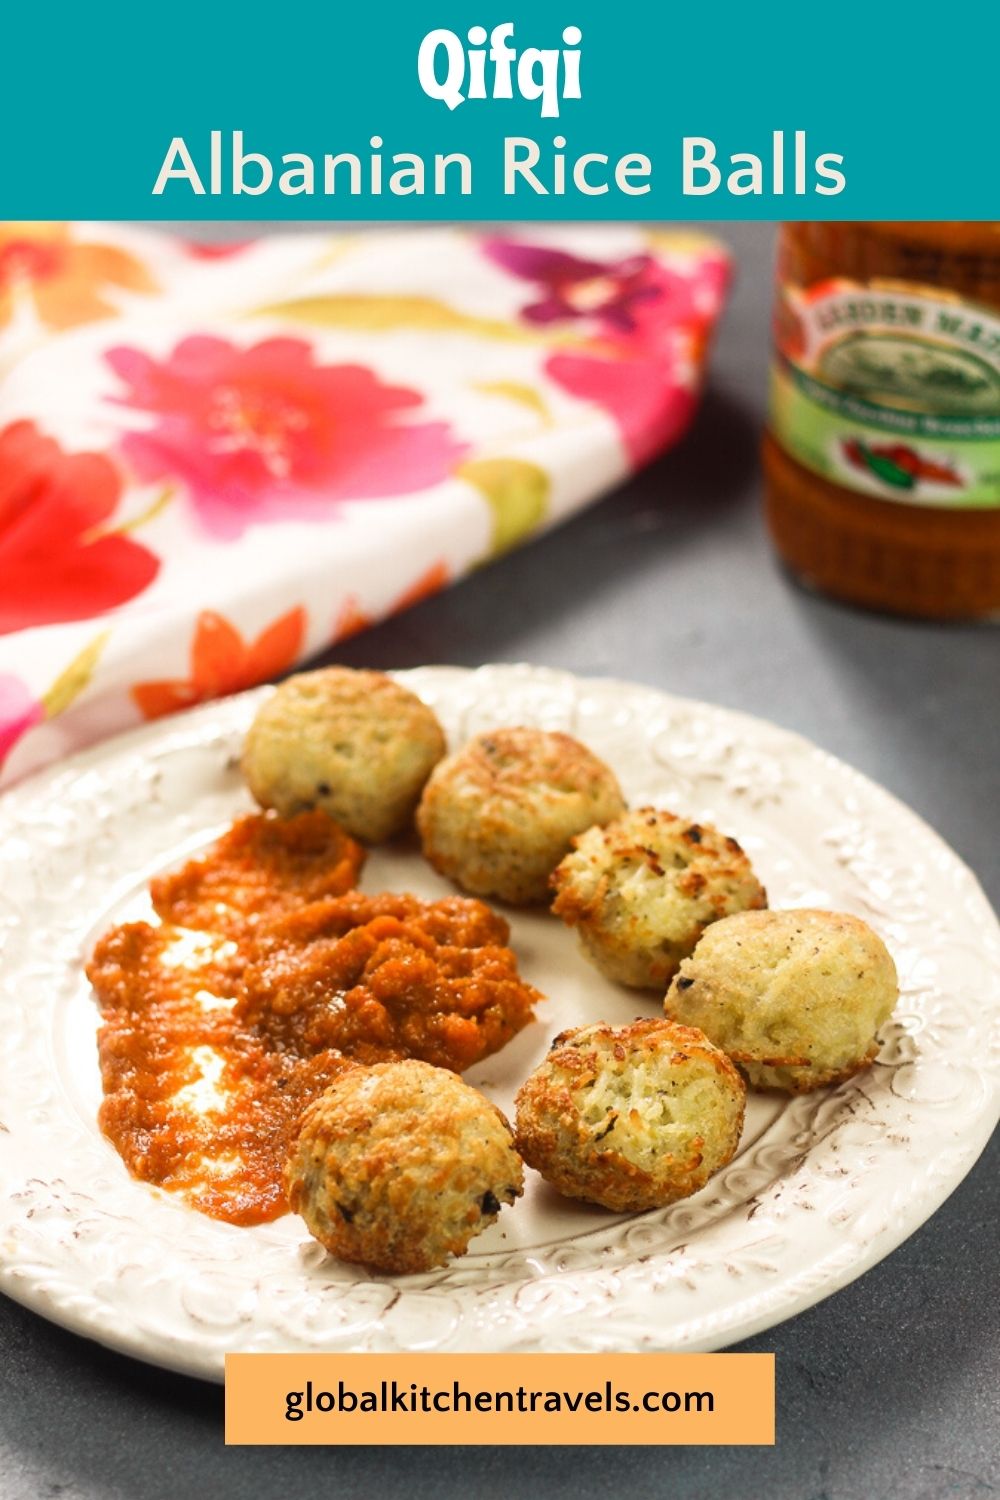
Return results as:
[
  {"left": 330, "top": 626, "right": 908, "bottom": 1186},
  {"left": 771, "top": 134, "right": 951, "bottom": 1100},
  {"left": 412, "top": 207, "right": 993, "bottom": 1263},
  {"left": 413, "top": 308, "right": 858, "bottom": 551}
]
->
[{"left": 763, "top": 223, "right": 1000, "bottom": 618}]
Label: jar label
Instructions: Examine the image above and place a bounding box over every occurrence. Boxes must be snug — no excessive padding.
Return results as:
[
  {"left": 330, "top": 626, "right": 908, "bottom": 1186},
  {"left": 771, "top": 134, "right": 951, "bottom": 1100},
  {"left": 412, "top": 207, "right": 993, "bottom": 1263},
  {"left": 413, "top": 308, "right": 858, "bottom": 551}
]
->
[{"left": 769, "top": 277, "right": 1000, "bottom": 508}]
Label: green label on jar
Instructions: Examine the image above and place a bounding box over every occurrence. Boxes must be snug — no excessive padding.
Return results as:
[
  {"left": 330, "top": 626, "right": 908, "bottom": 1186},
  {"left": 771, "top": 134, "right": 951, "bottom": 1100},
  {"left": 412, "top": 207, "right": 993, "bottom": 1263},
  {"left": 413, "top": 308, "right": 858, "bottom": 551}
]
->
[{"left": 769, "top": 279, "right": 1000, "bottom": 508}]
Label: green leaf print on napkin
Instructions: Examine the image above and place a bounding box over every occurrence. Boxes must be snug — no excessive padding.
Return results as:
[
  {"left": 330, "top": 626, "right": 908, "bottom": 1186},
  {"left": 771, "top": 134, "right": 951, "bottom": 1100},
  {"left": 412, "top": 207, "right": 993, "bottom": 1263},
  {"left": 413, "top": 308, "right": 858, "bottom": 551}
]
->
[
  {"left": 41, "top": 631, "right": 110, "bottom": 719},
  {"left": 253, "top": 295, "right": 582, "bottom": 347},
  {"left": 473, "top": 381, "right": 554, "bottom": 427},
  {"left": 459, "top": 458, "right": 551, "bottom": 557}
]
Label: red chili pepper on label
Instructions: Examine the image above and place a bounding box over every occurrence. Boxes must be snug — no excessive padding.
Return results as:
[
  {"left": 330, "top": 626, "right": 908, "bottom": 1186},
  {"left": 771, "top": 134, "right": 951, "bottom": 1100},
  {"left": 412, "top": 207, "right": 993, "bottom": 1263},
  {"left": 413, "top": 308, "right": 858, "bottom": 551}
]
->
[
  {"left": 913, "top": 457, "right": 962, "bottom": 485},
  {"left": 880, "top": 444, "right": 922, "bottom": 476},
  {"left": 842, "top": 438, "right": 962, "bottom": 489}
]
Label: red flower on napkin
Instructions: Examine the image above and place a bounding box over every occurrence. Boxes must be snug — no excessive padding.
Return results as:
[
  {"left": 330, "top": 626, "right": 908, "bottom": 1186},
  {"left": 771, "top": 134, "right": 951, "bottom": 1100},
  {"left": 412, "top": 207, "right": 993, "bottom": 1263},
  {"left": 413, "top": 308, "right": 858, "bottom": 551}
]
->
[
  {"left": 106, "top": 335, "right": 466, "bottom": 539},
  {"left": 131, "top": 606, "right": 306, "bottom": 720},
  {"left": 0, "top": 420, "right": 160, "bottom": 635}
]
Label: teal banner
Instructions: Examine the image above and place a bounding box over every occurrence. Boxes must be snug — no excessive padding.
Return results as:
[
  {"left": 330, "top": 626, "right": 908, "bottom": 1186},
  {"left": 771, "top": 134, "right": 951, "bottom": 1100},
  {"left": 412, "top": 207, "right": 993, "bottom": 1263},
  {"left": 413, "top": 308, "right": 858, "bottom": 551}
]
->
[{"left": 1, "top": 0, "right": 996, "bottom": 219}]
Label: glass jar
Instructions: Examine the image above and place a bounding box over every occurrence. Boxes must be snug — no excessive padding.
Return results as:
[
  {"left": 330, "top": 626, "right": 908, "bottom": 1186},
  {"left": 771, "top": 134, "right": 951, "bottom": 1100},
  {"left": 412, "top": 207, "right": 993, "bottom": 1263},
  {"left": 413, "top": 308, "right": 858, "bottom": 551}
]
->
[{"left": 763, "top": 222, "right": 1000, "bottom": 619}]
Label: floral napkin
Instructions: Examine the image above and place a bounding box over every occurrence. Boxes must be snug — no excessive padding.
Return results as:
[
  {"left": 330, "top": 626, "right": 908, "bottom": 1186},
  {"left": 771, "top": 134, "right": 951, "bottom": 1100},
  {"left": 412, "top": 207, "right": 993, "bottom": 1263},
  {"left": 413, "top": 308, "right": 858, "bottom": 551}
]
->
[{"left": 0, "top": 222, "right": 730, "bottom": 788}]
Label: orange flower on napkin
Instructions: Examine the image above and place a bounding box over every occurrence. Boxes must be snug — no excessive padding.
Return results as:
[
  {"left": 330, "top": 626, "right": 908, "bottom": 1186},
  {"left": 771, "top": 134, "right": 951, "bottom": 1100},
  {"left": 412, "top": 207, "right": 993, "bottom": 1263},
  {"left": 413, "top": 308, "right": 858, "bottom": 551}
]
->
[
  {"left": 0, "top": 223, "right": 156, "bottom": 330},
  {"left": 131, "top": 607, "right": 306, "bottom": 720}
]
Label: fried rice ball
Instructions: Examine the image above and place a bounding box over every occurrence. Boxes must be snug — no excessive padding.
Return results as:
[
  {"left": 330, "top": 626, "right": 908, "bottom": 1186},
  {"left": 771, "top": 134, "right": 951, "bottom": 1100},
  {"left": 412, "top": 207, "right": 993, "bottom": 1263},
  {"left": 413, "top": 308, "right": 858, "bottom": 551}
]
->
[
  {"left": 416, "top": 727, "right": 627, "bottom": 905},
  {"left": 285, "top": 1059, "right": 524, "bottom": 1273},
  {"left": 243, "top": 667, "right": 446, "bottom": 843},
  {"left": 550, "top": 808, "right": 767, "bottom": 989},
  {"left": 514, "top": 1019, "right": 745, "bottom": 1212},
  {"left": 664, "top": 908, "right": 898, "bottom": 1093}
]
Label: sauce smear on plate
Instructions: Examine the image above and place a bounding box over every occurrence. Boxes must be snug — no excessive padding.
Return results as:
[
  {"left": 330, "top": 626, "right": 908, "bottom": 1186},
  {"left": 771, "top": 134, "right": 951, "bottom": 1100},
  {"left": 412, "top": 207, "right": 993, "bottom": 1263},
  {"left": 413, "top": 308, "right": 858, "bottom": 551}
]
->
[{"left": 87, "top": 812, "right": 538, "bottom": 1225}]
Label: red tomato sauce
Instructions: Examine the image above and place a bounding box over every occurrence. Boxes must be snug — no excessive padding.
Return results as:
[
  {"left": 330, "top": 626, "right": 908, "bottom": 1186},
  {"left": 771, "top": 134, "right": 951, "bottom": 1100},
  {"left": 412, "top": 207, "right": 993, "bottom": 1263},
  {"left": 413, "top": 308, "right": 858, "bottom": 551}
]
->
[{"left": 87, "top": 812, "right": 538, "bottom": 1225}]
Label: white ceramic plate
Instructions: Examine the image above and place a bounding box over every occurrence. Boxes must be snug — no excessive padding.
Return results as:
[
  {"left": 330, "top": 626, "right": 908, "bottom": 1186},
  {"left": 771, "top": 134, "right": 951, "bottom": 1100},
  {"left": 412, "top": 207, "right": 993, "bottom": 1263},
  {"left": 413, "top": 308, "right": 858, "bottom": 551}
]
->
[{"left": 0, "top": 664, "right": 997, "bottom": 1381}]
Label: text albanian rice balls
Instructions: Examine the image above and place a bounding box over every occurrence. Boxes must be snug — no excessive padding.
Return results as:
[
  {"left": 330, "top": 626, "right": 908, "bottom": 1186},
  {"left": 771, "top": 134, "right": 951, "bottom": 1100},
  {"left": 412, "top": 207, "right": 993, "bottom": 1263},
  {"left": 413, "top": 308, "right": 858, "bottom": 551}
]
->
[
  {"left": 416, "top": 727, "right": 627, "bottom": 905},
  {"left": 551, "top": 808, "right": 767, "bottom": 988},
  {"left": 285, "top": 1059, "right": 524, "bottom": 1273},
  {"left": 243, "top": 667, "right": 446, "bottom": 843},
  {"left": 664, "top": 908, "right": 898, "bottom": 1092},
  {"left": 514, "top": 1019, "right": 745, "bottom": 1212}
]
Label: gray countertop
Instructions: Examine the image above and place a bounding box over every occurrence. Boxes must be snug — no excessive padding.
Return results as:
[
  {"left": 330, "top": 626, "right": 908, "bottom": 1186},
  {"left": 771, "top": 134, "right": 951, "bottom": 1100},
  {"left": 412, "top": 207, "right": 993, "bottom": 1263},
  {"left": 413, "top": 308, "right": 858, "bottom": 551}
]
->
[{"left": 1, "top": 222, "right": 996, "bottom": 1500}]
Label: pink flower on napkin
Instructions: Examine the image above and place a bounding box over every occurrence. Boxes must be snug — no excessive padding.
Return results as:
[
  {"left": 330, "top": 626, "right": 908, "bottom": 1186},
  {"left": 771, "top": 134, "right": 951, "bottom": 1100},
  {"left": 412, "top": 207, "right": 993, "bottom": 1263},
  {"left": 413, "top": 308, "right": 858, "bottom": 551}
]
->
[
  {"left": 0, "top": 420, "right": 160, "bottom": 635},
  {"left": 546, "top": 355, "right": 697, "bottom": 468},
  {"left": 106, "top": 335, "right": 466, "bottom": 539},
  {"left": 183, "top": 240, "right": 251, "bottom": 261},
  {"left": 0, "top": 675, "right": 42, "bottom": 770}
]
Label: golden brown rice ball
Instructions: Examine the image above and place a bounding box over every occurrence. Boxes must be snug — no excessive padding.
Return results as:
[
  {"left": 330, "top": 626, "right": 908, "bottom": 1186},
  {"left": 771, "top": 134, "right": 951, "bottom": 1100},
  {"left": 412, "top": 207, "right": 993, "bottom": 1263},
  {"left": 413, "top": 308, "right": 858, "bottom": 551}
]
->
[
  {"left": 243, "top": 667, "right": 446, "bottom": 843},
  {"left": 551, "top": 808, "right": 766, "bottom": 988},
  {"left": 285, "top": 1059, "right": 524, "bottom": 1273},
  {"left": 664, "top": 908, "right": 898, "bottom": 1092},
  {"left": 514, "top": 1019, "right": 745, "bottom": 1212},
  {"left": 416, "top": 727, "right": 627, "bottom": 905}
]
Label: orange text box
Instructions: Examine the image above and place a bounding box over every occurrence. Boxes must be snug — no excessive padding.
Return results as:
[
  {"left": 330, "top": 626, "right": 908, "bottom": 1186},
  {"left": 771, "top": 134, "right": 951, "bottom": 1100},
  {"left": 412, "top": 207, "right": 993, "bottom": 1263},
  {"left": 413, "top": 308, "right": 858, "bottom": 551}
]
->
[{"left": 225, "top": 1353, "right": 774, "bottom": 1445}]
